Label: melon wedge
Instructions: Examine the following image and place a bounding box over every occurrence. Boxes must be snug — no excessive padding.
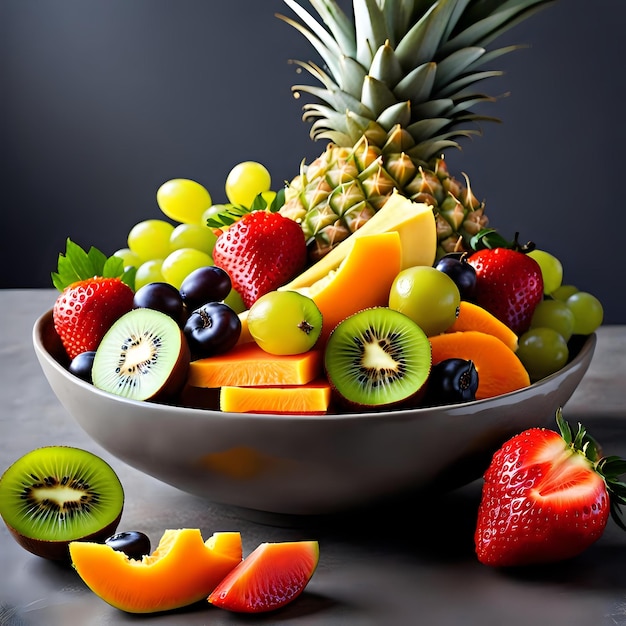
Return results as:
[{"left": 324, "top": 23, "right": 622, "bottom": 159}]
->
[
  {"left": 294, "top": 231, "right": 403, "bottom": 340},
  {"left": 220, "top": 379, "right": 332, "bottom": 414},
  {"left": 188, "top": 342, "right": 323, "bottom": 387},
  {"left": 69, "top": 529, "right": 242, "bottom": 614},
  {"left": 282, "top": 191, "right": 436, "bottom": 291}
]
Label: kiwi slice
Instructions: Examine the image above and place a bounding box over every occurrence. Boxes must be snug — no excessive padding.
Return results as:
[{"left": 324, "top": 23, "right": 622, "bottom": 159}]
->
[
  {"left": 324, "top": 307, "right": 432, "bottom": 408},
  {"left": 92, "top": 308, "right": 190, "bottom": 402},
  {"left": 0, "top": 446, "right": 124, "bottom": 560}
]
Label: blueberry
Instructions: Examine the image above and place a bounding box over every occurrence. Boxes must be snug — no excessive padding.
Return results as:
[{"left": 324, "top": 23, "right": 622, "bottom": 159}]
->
[
  {"left": 68, "top": 351, "right": 97, "bottom": 383},
  {"left": 424, "top": 358, "right": 479, "bottom": 406},
  {"left": 183, "top": 301, "right": 241, "bottom": 359},
  {"left": 435, "top": 254, "right": 477, "bottom": 300},
  {"left": 180, "top": 266, "right": 232, "bottom": 311},
  {"left": 105, "top": 531, "right": 151, "bottom": 560},
  {"left": 133, "top": 282, "right": 185, "bottom": 325}
]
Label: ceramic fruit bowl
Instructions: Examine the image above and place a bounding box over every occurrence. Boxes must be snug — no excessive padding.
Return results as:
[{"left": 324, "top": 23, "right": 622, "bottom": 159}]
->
[{"left": 33, "top": 309, "right": 596, "bottom": 516}]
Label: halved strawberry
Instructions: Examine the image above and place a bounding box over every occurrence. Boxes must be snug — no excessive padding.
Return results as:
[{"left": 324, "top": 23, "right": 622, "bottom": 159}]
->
[
  {"left": 475, "top": 409, "right": 626, "bottom": 567},
  {"left": 52, "top": 239, "right": 135, "bottom": 359},
  {"left": 208, "top": 540, "right": 319, "bottom": 613}
]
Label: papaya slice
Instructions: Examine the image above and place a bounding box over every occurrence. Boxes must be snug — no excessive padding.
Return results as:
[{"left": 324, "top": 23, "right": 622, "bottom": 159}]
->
[
  {"left": 448, "top": 300, "right": 519, "bottom": 351},
  {"left": 208, "top": 540, "right": 319, "bottom": 613},
  {"left": 428, "top": 331, "right": 530, "bottom": 400},
  {"left": 69, "top": 529, "right": 242, "bottom": 613},
  {"left": 187, "top": 343, "right": 323, "bottom": 387},
  {"left": 292, "top": 231, "right": 403, "bottom": 341},
  {"left": 220, "top": 379, "right": 332, "bottom": 414}
]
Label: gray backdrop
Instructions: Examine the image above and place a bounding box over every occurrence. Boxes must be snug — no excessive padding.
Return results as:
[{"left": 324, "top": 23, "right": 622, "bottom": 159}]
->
[{"left": 2, "top": 0, "right": 624, "bottom": 324}]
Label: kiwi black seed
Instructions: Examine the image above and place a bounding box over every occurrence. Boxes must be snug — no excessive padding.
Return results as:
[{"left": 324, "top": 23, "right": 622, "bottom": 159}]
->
[
  {"left": 324, "top": 307, "right": 432, "bottom": 408},
  {"left": 92, "top": 308, "right": 190, "bottom": 402},
  {"left": 0, "top": 446, "right": 124, "bottom": 560}
]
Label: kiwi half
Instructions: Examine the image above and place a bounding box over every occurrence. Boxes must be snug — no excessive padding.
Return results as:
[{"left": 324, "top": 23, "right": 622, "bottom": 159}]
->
[
  {"left": 92, "top": 308, "right": 190, "bottom": 402},
  {"left": 324, "top": 307, "right": 432, "bottom": 409},
  {"left": 0, "top": 446, "right": 124, "bottom": 560}
]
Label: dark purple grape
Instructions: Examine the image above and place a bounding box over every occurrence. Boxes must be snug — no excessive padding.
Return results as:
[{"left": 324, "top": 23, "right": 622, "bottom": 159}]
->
[
  {"left": 180, "top": 266, "right": 232, "bottom": 310},
  {"left": 424, "top": 358, "right": 479, "bottom": 406},
  {"left": 68, "top": 351, "right": 97, "bottom": 383},
  {"left": 183, "top": 301, "right": 241, "bottom": 359},
  {"left": 105, "top": 531, "right": 151, "bottom": 560},
  {"left": 133, "top": 282, "right": 185, "bottom": 324},
  {"left": 435, "top": 254, "right": 477, "bottom": 300}
]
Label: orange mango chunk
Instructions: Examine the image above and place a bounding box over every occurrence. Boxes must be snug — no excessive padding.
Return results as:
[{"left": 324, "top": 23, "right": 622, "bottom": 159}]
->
[
  {"left": 448, "top": 300, "right": 519, "bottom": 351},
  {"left": 220, "top": 380, "right": 332, "bottom": 414},
  {"left": 187, "top": 343, "right": 323, "bottom": 387},
  {"left": 429, "top": 330, "right": 530, "bottom": 400}
]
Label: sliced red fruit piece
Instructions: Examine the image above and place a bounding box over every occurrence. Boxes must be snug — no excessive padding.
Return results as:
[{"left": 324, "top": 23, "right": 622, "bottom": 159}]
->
[{"left": 208, "top": 540, "right": 319, "bottom": 613}]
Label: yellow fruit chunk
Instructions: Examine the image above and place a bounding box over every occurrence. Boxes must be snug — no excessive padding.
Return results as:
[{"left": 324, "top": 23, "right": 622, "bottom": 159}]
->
[
  {"left": 429, "top": 331, "right": 530, "bottom": 400},
  {"left": 220, "top": 380, "right": 332, "bottom": 414},
  {"left": 448, "top": 301, "right": 519, "bottom": 351},
  {"left": 69, "top": 529, "right": 242, "bottom": 614},
  {"left": 283, "top": 191, "right": 436, "bottom": 290},
  {"left": 294, "top": 231, "right": 403, "bottom": 340},
  {"left": 187, "top": 342, "right": 323, "bottom": 387}
]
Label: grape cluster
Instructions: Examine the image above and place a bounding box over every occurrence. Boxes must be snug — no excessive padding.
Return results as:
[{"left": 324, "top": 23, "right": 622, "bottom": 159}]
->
[
  {"left": 113, "top": 162, "right": 273, "bottom": 300},
  {"left": 517, "top": 250, "right": 603, "bottom": 381}
]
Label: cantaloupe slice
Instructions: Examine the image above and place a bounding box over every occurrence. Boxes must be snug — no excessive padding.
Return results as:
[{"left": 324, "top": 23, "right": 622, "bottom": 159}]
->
[
  {"left": 69, "top": 529, "right": 242, "bottom": 613},
  {"left": 282, "top": 191, "right": 436, "bottom": 290},
  {"left": 293, "top": 231, "right": 403, "bottom": 341},
  {"left": 429, "top": 331, "right": 531, "bottom": 400},
  {"left": 187, "top": 342, "right": 323, "bottom": 387},
  {"left": 220, "top": 379, "right": 332, "bottom": 414},
  {"left": 448, "top": 301, "right": 519, "bottom": 351}
]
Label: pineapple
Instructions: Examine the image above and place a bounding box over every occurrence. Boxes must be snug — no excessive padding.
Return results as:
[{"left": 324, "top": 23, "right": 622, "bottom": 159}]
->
[{"left": 278, "top": 0, "right": 552, "bottom": 261}]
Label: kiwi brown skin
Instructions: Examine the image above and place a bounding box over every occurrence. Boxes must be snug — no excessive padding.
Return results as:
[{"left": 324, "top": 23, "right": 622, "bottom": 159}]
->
[{"left": 0, "top": 446, "right": 125, "bottom": 562}]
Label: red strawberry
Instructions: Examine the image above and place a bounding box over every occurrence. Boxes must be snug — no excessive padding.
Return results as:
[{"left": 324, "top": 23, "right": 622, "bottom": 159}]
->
[
  {"left": 468, "top": 246, "right": 543, "bottom": 335},
  {"left": 212, "top": 211, "right": 307, "bottom": 308},
  {"left": 475, "top": 410, "right": 626, "bottom": 567},
  {"left": 52, "top": 239, "right": 135, "bottom": 359}
]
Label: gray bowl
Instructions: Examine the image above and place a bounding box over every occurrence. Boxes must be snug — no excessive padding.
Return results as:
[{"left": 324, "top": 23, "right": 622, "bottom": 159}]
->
[{"left": 33, "top": 309, "right": 596, "bottom": 516}]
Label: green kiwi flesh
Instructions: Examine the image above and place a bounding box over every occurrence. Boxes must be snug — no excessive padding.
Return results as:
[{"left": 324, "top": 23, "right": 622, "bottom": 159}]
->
[
  {"left": 324, "top": 307, "right": 432, "bottom": 408},
  {"left": 0, "top": 446, "right": 124, "bottom": 560},
  {"left": 92, "top": 308, "right": 190, "bottom": 401}
]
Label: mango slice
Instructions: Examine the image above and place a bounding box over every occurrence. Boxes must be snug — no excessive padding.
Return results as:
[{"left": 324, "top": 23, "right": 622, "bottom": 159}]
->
[
  {"left": 220, "top": 379, "right": 332, "bottom": 414},
  {"left": 282, "top": 191, "right": 436, "bottom": 290},
  {"left": 188, "top": 343, "right": 323, "bottom": 387},
  {"left": 294, "top": 231, "right": 403, "bottom": 340},
  {"left": 69, "top": 529, "right": 242, "bottom": 613}
]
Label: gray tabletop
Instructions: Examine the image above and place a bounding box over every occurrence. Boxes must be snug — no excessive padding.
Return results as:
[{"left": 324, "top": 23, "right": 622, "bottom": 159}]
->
[{"left": 2, "top": 289, "right": 626, "bottom": 626}]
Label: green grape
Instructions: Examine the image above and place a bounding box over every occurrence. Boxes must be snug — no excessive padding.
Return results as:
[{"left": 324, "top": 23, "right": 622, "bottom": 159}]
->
[
  {"left": 127, "top": 219, "right": 174, "bottom": 262},
  {"left": 161, "top": 248, "right": 213, "bottom": 290},
  {"left": 225, "top": 161, "right": 271, "bottom": 208},
  {"left": 113, "top": 247, "right": 142, "bottom": 269},
  {"left": 157, "top": 179, "right": 212, "bottom": 225},
  {"left": 565, "top": 291, "right": 604, "bottom": 335},
  {"left": 551, "top": 284, "right": 579, "bottom": 302},
  {"left": 169, "top": 223, "right": 218, "bottom": 256},
  {"left": 135, "top": 259, "right": 165, "bottom": 290},
  {"left": 388, "top": 266, "right": 460, "bottom": 336},
  {"left": 527, "top": 249, "right": 563, "bottom": 295},
  {"left": 516, "top": 327, "right": 569, "bottom": 382},
  {"left": 530, "top": 299, "right": 575, "bottom": 341},
  {"left": 223, "top": 287, "right": 246, "bottom": 313}
]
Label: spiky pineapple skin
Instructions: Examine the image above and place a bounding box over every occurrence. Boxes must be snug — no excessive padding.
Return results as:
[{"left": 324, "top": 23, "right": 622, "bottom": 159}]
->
[{"left": 280, "top": 136, "right": 488, "bottom": 261}]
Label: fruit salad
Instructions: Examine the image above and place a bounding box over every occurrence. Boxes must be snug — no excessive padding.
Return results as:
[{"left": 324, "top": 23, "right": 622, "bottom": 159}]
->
[{"left": 48, "top": 161, "right": 603, "bottom": 415}]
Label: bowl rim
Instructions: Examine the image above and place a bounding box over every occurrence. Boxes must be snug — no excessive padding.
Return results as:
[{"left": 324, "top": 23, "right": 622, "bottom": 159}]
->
[{"left": 33, "top": 308, "right": 597, "bottom": 422}]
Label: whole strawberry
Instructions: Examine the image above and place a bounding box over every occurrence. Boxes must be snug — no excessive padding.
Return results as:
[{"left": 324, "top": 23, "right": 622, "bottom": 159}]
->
[
  {"left": 468, "top": 238, "right": 543, "bottom": 335},
  {"left": 212, "top": 211, "right": 307, "bottom": 309},
  {"left": 475, "top": 409, "right": 626, "bottom": 567},
  {"left": 52, "top": 239, "right": 135, "bottom": 359}
]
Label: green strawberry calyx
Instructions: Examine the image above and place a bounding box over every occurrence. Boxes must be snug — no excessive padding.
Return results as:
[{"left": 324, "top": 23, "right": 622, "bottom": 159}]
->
[
  {"left": 469, "top": 229, "right": 536, "bottom": 253},
  {"left": 51, "top": 238, "right": 135, "bottom": 292},
  {"left": 556, "top": 408, "right": 626, "bottom": 531},
  {"left": 205, "top": 188, "right": 285, "bottom": 229}
]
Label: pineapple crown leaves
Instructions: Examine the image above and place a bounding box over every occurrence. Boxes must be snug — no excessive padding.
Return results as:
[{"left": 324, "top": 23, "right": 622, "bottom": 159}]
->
[
  {"left": 555, "top": 408, "right": 626, "bottom": 532},
  {"left": 277, "top": 0, "right": 554, "bottom": 157},
  {"left": 51, "top": 238, "right": 135, "bottom": 292},
  {"left": 205, "top": 188, "right": 286, "bottom": 229}
]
